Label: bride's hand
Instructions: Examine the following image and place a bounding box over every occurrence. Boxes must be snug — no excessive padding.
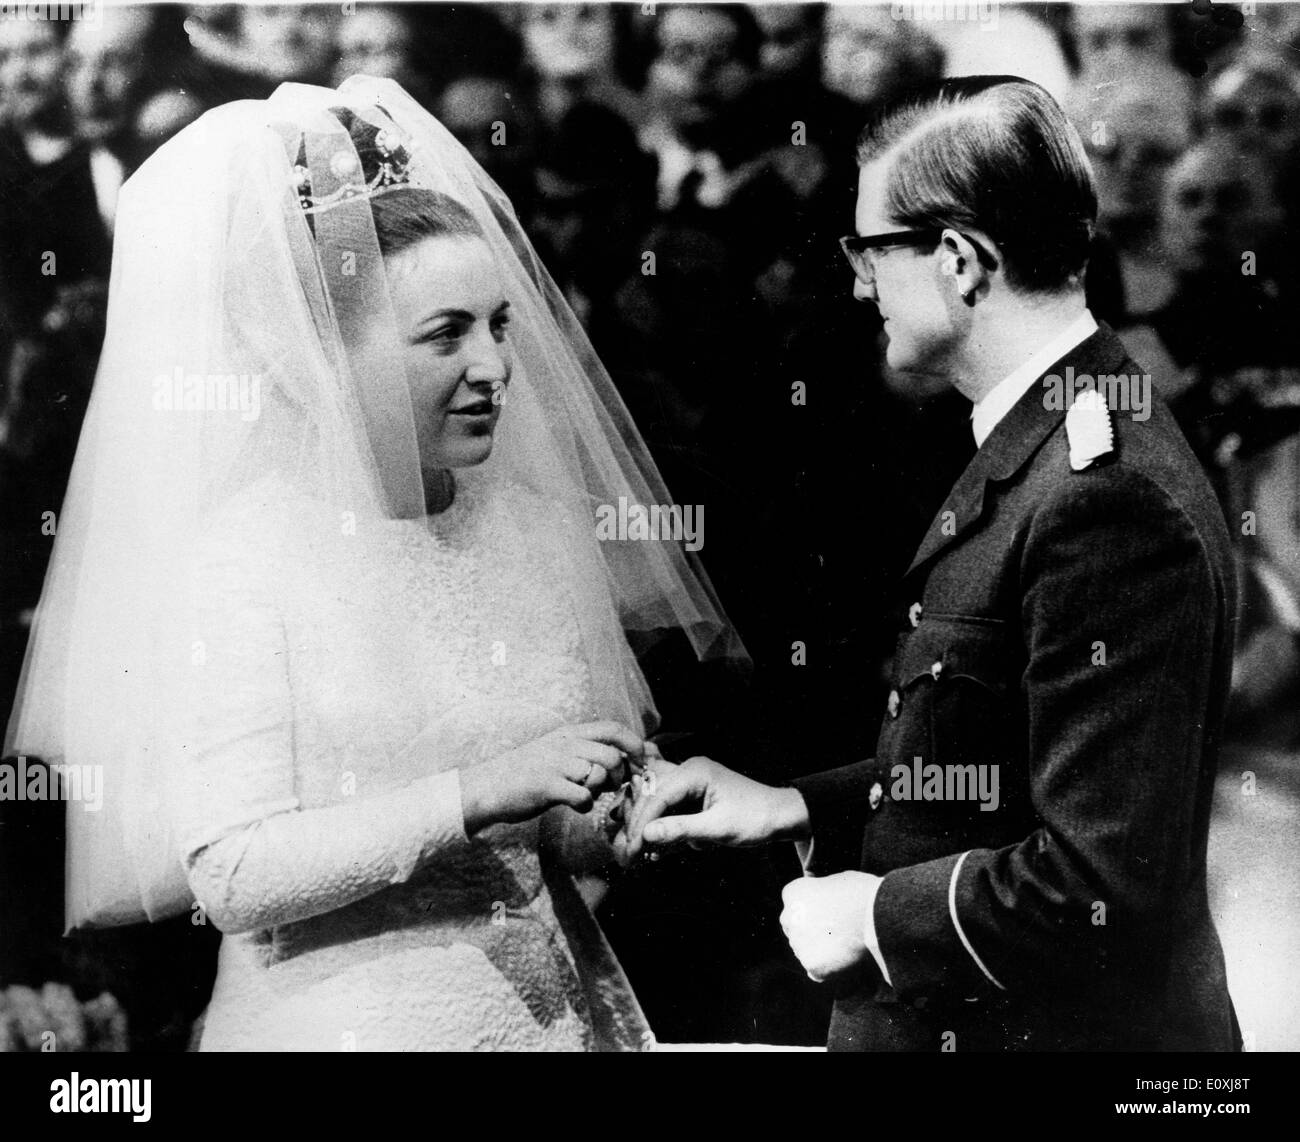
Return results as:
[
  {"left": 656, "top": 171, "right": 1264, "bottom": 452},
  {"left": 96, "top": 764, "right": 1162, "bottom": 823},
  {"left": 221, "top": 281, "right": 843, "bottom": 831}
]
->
[{"left": 459, "top": 721, "right": 643, "bottom": 835}]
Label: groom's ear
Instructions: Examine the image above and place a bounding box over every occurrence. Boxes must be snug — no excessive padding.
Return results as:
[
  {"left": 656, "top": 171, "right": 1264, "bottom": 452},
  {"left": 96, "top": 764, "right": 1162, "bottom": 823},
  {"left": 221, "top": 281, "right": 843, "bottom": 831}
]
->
[{"left": 939, "top": 227, "right": 992, "bottom": 306}]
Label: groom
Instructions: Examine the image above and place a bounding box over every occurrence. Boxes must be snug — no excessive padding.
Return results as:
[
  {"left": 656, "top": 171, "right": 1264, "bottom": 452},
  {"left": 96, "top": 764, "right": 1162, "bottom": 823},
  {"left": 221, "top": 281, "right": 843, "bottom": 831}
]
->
[{"left": 623, "top": 77, "right": 1241, "bottom": 1051}]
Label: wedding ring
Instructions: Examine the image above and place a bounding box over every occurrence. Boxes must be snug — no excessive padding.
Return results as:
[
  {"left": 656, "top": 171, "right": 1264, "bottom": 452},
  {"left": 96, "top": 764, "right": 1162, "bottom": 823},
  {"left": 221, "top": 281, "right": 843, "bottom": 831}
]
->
[{"left": 587, "top": 761, "right": 600, "bottom": 787}]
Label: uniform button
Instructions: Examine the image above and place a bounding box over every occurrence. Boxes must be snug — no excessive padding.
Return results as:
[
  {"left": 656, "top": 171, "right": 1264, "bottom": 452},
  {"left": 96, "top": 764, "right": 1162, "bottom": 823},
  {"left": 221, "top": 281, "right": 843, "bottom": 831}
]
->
[
  {"left": 868, "top": 782, "right": 883, "bottom": 810},
  {"left": 908, "top": 601, "right": 923, "bottom": 628},
  {"left": 887, "top": 689, "right": 900, "bottom": 718},
  {"left": 930, "top": 660, "right": 944, "bottom": 680}
]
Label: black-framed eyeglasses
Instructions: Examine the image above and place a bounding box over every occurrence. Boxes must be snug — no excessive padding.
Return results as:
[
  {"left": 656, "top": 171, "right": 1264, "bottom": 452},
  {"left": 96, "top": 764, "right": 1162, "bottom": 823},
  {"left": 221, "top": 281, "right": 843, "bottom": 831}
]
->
[
  {"left": 838, "top": 228, "right": 996, "bottom": 285},
  {"left": 838, "top": 228, "right": 943, "bottom": 285}
]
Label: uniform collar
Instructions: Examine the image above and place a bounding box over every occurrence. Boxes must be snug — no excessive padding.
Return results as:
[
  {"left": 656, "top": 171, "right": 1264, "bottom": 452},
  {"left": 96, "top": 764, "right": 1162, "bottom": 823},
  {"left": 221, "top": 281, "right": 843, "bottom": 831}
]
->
[
  {"left": 970, "top": 310, "right": 1098, "bottom": 447},
  {"left": 906, "top": 322, "right": 1130, "bottom": 579}
]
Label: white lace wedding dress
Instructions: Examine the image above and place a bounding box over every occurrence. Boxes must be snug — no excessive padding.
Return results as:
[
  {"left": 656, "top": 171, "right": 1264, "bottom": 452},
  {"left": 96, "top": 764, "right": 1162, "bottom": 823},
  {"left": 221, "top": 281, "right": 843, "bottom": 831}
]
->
[{"left": 172, "top": 470, "right": 651, "bottom": 1051}]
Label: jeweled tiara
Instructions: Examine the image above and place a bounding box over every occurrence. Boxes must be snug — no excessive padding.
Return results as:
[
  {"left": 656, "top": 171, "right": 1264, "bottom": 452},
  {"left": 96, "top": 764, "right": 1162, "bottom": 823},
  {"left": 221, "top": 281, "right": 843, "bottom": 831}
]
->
[{"left": 290, "top": 122, "right": 413, "bottom": 216}]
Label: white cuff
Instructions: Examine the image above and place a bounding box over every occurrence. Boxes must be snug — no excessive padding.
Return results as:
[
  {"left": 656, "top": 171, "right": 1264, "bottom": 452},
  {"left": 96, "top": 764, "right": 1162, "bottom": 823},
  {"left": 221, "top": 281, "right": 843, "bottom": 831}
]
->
[
  {"left": 861, "top": 873, "right": 892, "bottom": 988},
  {"left": 443, "top": 768, "right": 470, "bottom": 846},
  {"left": 794, "top": 837, "right": 815, "bottom": 872}
]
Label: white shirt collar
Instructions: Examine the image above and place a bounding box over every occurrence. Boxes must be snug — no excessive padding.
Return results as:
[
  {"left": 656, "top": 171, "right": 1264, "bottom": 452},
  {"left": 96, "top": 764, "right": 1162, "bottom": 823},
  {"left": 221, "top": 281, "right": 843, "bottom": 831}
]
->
[{"left": 970, "top": 311, "right": 1099, "bottom": 447}]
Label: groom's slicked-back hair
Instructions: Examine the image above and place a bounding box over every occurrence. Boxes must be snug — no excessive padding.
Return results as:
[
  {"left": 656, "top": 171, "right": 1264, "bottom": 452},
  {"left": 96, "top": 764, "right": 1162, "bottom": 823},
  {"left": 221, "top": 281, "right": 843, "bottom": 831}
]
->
[{"left": 858, "top": 76, "right": 1097, "bottom": 294}]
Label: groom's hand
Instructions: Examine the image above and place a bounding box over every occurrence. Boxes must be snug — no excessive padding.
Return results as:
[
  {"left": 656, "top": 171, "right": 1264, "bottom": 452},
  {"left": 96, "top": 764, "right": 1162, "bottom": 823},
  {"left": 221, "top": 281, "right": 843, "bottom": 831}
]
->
[
  {"left": 780, "top": 872, "right": 879, "bottom": 983},
  {"left": 619, "top": 756, "right": 810, "bottom": 862}
]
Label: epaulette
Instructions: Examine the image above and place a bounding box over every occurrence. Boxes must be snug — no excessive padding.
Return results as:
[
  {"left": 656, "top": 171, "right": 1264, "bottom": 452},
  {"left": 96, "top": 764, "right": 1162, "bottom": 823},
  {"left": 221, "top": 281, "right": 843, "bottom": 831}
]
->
[{"left": 1065, "top": 389, "right": 1115, "bottom": 471}]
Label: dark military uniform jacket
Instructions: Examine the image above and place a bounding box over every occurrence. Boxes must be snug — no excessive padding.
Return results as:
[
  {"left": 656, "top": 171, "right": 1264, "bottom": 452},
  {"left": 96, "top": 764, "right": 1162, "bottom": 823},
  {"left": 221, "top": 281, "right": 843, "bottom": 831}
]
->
[{"left": 793, "top": 325, "right": 1240, "bottom": 1052}]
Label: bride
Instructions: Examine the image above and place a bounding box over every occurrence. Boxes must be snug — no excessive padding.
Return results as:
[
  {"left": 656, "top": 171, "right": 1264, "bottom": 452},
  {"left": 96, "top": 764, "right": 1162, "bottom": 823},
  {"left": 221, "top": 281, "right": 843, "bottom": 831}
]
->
[{"left": 4, "top": 78, "right": 740, "bottom": 1051}]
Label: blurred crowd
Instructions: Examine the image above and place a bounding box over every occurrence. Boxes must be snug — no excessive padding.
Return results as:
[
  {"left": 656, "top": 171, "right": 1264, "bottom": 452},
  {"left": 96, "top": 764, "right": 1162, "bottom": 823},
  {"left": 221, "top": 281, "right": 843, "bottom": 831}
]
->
[{"left": 2, "top": 2, "right": 1300, "bottom": 1049}]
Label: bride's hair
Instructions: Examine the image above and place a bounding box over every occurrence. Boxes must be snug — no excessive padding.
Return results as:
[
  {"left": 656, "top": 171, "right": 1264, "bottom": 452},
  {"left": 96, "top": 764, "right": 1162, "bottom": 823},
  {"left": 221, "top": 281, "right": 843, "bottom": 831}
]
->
[{"left": 370, "top": 186, "right": 484, "bottom": 258}]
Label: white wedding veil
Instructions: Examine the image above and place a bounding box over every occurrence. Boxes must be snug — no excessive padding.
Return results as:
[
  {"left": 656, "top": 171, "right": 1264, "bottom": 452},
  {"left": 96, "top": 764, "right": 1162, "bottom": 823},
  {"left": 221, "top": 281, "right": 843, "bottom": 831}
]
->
[{"left": 4, "top": 77, "right": 744, "bottom": 929}]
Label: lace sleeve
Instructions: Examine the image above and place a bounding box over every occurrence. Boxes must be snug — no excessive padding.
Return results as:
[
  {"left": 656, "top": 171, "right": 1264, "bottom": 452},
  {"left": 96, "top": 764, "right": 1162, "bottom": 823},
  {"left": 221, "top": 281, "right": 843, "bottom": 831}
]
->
[
  {"left": 184, "top": 773, "right": 468, "bottom": 934},
  {"left": 170, "top": 524, "right": 468, "bottom": 935}
]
